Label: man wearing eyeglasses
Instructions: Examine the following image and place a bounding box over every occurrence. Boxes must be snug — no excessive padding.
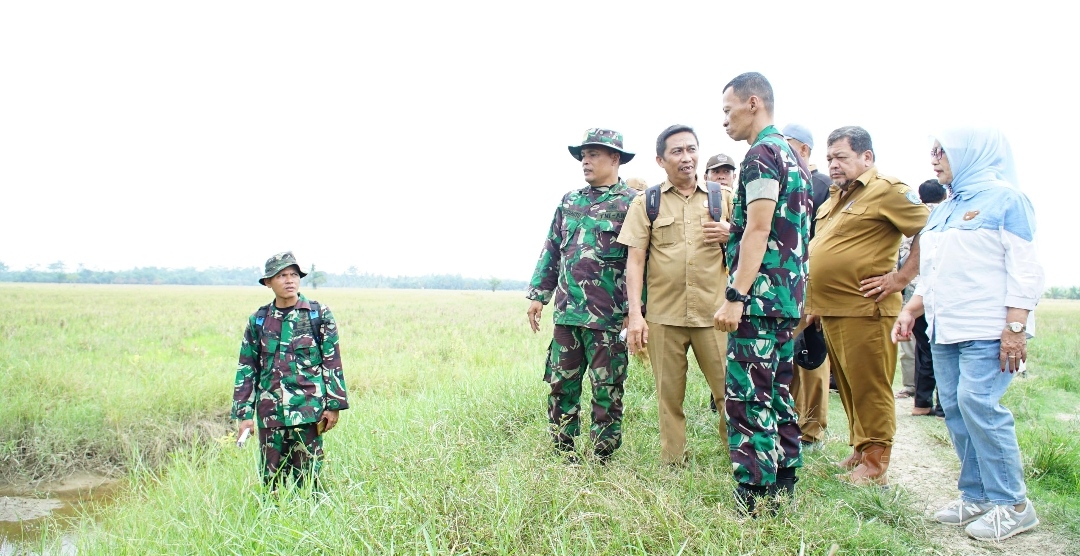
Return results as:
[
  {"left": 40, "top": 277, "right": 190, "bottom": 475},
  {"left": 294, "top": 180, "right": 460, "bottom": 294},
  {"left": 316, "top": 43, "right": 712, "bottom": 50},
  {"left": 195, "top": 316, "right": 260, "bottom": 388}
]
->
[{"left": 805, "top": 126, "right": 929, "bottom": 486}]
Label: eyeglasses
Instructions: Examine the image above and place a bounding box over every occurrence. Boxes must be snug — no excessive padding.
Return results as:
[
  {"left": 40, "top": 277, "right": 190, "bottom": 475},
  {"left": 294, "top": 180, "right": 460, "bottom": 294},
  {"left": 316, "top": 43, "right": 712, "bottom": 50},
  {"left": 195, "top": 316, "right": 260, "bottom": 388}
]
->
[{"left": 930, "top": 146, "right": 945, "bottom": 161}]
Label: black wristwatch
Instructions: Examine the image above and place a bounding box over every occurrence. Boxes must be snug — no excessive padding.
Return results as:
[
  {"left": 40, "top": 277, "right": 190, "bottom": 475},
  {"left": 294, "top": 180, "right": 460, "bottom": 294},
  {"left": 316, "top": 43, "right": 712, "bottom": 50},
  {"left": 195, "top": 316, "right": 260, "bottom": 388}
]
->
[{"left": 725, "top": 287, "right": 751, "bottom": 304}]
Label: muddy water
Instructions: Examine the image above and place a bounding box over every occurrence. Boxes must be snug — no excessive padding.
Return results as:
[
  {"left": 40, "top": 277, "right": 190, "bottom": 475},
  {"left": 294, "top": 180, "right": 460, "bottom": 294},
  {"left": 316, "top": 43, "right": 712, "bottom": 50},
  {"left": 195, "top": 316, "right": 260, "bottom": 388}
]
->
[{"left": 0, "top": 474, "right": 121, "bottom": 555}]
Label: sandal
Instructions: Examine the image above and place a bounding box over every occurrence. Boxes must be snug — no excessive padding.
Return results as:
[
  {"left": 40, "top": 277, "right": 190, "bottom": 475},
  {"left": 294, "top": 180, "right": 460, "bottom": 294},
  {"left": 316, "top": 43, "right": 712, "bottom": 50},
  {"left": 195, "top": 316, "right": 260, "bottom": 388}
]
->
[{"left": 894, "top": 387, "right": 915, "bottom": 399}]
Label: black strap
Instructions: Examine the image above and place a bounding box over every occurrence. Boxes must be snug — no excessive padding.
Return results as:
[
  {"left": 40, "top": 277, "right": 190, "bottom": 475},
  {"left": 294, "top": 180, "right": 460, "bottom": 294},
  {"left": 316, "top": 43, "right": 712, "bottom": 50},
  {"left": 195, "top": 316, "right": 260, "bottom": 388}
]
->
[
  {"left": 253, "top": 301, "right": 324, "bottom": 356},
  {"left": 706, "top": 181, "right": 723, "bottom": 222},
  {"left": 645, "top": 184, "right": 662, "bottom": 223}
]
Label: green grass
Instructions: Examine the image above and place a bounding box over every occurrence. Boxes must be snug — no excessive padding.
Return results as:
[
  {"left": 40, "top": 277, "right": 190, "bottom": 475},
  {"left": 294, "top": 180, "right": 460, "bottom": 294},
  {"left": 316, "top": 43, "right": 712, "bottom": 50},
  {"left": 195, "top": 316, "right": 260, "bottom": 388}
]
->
[{"left": 3, "top": 286, "right": 1079, "bottom": 553}]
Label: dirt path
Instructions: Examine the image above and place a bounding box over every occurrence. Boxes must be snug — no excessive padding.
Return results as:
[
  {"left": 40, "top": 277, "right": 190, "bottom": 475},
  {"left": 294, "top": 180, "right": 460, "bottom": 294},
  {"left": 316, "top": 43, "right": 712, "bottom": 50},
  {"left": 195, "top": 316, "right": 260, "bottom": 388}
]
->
[{"left": 889, "top": 396, "right": 1074, "bottom": 555}]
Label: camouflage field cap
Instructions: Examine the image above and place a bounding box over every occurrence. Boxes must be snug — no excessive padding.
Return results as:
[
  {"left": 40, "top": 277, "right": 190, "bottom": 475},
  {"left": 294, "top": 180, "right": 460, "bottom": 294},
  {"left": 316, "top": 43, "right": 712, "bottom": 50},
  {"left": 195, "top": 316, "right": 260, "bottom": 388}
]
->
[
  {"left": 568, "top": 128, "right": 635, "bottom": 164},
  {"left": 259, "top": 251, "right": 307, "bottom": 285},
  {"left": 706, "top": 153, "right": 737, "bottom": 170}
]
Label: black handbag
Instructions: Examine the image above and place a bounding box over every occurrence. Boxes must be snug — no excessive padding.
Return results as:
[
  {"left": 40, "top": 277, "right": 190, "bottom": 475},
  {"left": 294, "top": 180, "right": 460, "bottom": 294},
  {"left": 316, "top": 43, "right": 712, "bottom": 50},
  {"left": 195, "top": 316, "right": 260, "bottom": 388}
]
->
[{"left": 794, "top": 325, "right": 827, "bottom": 370}]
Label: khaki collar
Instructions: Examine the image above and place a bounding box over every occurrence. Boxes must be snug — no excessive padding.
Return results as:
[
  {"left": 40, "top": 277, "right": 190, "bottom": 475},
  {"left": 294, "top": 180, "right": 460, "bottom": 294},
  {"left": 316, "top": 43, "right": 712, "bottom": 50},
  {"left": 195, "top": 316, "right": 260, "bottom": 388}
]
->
[{"left": 660, "top": 175, "right": 707, "bottom": 194}]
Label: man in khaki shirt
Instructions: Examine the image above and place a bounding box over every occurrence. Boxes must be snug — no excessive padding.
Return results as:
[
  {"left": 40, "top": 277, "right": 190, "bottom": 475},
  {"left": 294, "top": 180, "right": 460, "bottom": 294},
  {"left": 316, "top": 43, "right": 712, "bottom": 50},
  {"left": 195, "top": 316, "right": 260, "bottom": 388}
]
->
[
  {"left": 617, "top": 124, "right": 734, "bottom": 465},
  {"left": 806, "top": 126, "right": 929, "bottom": 486}
]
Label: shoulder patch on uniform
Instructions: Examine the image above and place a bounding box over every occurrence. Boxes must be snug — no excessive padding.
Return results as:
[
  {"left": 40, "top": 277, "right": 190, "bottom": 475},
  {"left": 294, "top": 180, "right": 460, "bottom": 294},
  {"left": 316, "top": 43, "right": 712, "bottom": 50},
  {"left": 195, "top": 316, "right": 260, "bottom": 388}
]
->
[{"left": 905, "top": 190, "right": 922, "bottom": 204}]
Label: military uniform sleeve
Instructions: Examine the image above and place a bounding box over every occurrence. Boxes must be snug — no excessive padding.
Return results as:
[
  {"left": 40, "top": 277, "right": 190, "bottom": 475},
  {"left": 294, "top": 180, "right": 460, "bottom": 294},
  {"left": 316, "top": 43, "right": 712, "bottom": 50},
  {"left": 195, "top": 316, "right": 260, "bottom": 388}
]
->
[
  {"left": 880, "top": 185, "right": 931, "bottom": 237},
  {"left": 526, "top": 204, "right": 565, "bottom": 304},
  {"left": 319, "top": 304, "right": 349, "bottom": 411},
  {"left": 741, "top": 145, "right": 783, "bottom": 203},
  {"left": 231, "top": 315, "right": 259, "bottom": 421},
  {"left": 616, "top": 194, "right": 650, "bottom": 250}
]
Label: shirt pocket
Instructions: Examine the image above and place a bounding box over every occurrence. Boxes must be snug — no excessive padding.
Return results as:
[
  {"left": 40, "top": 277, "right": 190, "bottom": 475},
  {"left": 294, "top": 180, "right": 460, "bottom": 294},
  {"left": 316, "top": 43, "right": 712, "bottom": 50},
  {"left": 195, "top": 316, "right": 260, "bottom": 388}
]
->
[
  {"left": 560, "top": 219, "right": 580, "bottom": 250},
  {"left": 291, "top": 336, "right": 323, "bottom": 368},
  {"left": 832, "top": 204, "right": 866, "bottom": 236},
  {"left": 594, "top": 219, "right": 627, "bottom": 261},
  {"left": 651, "top": 216, "right": 677, "bottom": 246}
]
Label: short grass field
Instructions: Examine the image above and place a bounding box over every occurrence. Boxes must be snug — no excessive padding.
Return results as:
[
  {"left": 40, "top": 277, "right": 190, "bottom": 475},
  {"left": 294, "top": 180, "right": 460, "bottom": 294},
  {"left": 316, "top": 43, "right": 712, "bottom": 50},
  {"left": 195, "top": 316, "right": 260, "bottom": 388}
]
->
[{"left": 2, "top": 285, "right": 1078, "bottom": 554}]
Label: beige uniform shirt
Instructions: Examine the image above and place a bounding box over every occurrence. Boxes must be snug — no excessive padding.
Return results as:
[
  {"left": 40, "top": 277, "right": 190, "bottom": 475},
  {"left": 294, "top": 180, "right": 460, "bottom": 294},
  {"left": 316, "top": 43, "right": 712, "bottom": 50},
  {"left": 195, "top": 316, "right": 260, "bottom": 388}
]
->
[
  {"left": 617, "top": 177, "right": 734, "bottom": 327},
  {"left": 806, "top": 167, "right": 929, "bottom": 317}
]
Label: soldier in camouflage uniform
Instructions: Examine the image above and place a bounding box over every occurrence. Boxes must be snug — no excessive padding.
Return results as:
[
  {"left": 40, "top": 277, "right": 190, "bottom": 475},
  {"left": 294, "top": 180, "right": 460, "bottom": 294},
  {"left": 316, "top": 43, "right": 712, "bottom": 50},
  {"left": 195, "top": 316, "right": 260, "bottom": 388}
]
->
[
  {"left": 527, "top": 128, "right": 638, "bottom": 463},
  {"left": 233, "top": 251, "right": 349, "bottom": 488},
  {"left": 713, "top": 73, "right": 812, "bottom": 516}
]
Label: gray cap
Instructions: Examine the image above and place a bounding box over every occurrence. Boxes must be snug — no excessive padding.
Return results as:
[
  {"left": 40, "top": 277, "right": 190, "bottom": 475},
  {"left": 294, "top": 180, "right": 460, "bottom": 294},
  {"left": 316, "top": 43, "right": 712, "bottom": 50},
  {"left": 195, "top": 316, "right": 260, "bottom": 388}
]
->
[
  {"left": 782, "top": 123, "right": 814, "bottom": 151},
  {"left": 705, "top": 153, "right": 737, "bottom": 170}
]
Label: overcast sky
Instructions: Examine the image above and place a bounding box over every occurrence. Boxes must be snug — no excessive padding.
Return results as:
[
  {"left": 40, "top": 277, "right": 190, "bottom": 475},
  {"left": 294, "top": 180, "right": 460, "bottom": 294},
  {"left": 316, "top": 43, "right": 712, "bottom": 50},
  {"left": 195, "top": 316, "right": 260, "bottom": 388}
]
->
[{"left": 2, "top": 1, "right": 1074, "bottom": 286}]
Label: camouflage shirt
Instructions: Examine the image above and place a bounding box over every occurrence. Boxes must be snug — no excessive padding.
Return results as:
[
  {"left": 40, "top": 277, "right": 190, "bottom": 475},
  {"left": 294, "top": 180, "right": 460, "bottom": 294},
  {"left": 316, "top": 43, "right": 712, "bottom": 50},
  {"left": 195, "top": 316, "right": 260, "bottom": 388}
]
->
[
  {"left": 727, "top": 125, "right": 812, "bottom": 319},
  {"left": 232, "top": 293, "right": 349, "bottom": 428},
  {"left": 527, "top": 180, "right": 638, "bottom": 331}
]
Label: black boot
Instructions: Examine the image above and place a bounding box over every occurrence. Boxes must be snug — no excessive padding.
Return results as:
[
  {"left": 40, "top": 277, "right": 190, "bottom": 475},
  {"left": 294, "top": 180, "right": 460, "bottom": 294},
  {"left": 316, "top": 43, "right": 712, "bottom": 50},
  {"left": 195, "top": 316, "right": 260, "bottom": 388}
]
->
[
  {"left": 734, "top": 483, "right": 768, "bottom": 517},
  {"left": 767, "top": 467, "right": 799, "bottom": 514},
  {"left": 554, "top": 439, "right": 579, "bottom": 464}
]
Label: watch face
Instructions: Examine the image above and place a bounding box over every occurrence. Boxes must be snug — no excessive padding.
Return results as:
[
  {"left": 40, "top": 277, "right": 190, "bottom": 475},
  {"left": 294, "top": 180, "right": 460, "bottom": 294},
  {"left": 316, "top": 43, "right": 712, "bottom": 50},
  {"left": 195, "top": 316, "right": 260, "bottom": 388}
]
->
[{"left": 1009, "top": 323, "right": 1024, "bottom": 333}]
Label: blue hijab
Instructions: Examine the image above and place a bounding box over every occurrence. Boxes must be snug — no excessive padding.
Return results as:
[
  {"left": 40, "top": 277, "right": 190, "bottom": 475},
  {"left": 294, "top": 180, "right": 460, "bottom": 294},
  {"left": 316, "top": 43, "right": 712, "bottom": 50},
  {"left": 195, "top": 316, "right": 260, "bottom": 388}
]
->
[
  {"left": 925, "top": 127, "right": 1034, "bottom": 241},
  {"left": 932, "top": 127, "right": 1019, "bottom": 199}
]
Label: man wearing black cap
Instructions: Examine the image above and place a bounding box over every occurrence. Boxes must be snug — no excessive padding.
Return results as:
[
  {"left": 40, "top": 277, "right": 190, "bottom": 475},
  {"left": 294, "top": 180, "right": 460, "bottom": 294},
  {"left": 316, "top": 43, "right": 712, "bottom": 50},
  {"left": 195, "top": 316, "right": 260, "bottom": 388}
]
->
[{"left": 527, "top": 128, "right": 639, "bottom": 463}]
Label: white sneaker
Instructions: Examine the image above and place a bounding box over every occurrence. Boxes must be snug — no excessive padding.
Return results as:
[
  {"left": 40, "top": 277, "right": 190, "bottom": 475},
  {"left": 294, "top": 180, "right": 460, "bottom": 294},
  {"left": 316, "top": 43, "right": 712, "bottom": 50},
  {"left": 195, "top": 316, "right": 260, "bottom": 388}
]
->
[
  {"left": 933, "top": 499, "right": 994, "bottom": 526},
  {"left": 965, "top": 501, "right": 1039, "bottom": 542}
]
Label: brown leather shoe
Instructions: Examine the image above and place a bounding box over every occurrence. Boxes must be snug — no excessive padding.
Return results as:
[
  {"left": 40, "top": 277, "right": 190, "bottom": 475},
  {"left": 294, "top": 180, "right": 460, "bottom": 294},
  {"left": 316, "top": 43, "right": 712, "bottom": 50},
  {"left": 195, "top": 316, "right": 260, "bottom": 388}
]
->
[
  {"left": 836, "top": 448, "right": 863, "bottom": 470},
  {"left": 839, "top": 444, "right": 891, "bottom": 486}
]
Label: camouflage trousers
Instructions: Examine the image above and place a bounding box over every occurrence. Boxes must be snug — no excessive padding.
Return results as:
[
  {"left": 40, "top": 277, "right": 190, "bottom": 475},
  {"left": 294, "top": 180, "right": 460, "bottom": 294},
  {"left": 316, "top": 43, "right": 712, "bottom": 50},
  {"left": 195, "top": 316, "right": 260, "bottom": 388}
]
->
[
  {"left": 544, "top": 324, "right": 628, "bottom": 455},
  {"left": 258, "top": 423, "right": 323, "bottom": 488},
  {"left": 726, "top": 316, "right": 802, "bottom": 486}
]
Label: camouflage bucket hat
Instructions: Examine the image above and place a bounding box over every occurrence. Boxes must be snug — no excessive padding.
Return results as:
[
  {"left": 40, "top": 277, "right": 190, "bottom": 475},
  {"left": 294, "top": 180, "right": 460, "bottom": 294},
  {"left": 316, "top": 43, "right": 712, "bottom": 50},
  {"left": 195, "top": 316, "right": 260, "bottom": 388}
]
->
[
  {"left": 568, "top": 128, "right": 635, "bottom": 164},
  {"left": 259, "top": 251, "right": 307, "bottom": 285}
]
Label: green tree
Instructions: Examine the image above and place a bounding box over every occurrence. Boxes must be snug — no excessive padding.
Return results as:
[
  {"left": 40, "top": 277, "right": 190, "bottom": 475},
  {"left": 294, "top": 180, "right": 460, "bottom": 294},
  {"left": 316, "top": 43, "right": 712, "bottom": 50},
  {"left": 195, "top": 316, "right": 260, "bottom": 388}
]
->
[
  {"left": 489, "top": 276, "right": 502, "bottom": 292},
  {"left": 306, "top": 264, "right": 328, "bottom": 290},
  {"left": 0, "top": 260, "right": 7, "bottom": 273}
]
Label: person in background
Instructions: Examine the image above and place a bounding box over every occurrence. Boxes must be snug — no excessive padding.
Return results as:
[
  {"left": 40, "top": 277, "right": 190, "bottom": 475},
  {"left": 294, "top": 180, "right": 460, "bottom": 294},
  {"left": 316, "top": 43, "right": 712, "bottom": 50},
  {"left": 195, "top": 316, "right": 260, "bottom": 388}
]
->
[
  {"left": 782, "top": 123, "right": 832, "bottom": 452},
  {"left": 903, "top": 179, "right": 947, "bottom": 417},
  {"left": 233, "top": 251, "right": 349, "bottom": 490},
  {"left": 894, "top": 127, "right": 1044, "bottom": 541}
]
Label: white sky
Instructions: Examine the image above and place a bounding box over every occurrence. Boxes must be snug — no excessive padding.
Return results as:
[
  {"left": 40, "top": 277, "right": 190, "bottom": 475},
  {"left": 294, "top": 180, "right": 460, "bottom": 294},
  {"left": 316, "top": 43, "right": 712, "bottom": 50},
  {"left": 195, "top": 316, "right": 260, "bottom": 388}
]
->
[{"left": 2, "top": 1, "right": 1075, "bottom": 286}]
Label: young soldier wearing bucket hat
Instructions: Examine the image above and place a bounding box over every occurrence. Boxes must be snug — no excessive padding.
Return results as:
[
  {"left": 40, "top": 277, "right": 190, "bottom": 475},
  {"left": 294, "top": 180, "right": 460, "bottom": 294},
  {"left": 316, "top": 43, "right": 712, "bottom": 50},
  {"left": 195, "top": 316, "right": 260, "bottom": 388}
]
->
[
  {"left": 233, "top": 251, "right": 349, "bottom": 488},
  {"left": 527, "top": 128, "right": 638, "bottom": 463}
]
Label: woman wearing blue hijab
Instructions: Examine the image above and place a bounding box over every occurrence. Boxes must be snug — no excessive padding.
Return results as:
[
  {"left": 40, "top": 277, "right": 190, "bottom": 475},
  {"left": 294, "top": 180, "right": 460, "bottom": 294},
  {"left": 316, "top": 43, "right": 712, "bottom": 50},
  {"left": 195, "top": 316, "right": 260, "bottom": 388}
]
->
[{"left": 892, "top": 127, "right": 1044, "bottom": 542}]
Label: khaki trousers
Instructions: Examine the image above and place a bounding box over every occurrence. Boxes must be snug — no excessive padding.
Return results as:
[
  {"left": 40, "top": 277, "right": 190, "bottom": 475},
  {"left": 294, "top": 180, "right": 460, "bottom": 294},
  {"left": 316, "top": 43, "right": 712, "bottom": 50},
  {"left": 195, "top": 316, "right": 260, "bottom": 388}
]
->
[
  {"left": 647, "top": 321, "right": 728, "bottom": 464},
  {"left": 821, "top": 315, "right": 896, "bottom": 452},
  {"left": 790, "top": 320, "right": 830, "bottom": 443}
]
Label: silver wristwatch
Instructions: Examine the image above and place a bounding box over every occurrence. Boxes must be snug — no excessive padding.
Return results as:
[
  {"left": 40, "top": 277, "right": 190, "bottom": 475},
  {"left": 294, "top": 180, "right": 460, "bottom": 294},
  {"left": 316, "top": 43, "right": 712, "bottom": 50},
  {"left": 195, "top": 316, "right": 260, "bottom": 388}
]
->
[{"left": 1006, "top": 321, "right": 1026, "bottom": 333}]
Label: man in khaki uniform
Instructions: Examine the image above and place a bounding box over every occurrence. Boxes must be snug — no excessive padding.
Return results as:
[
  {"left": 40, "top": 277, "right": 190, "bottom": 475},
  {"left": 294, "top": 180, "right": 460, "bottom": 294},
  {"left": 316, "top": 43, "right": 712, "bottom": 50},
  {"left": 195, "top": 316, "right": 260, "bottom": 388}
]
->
[
  {"left": 618, "top": 124, "right": 734, "bottom": 465},
  {"left": 782, "top": 124, "right": 832, "bottom": 451},
  {"left": 806, "top": 126, "right": 929, "bottom": 485}
]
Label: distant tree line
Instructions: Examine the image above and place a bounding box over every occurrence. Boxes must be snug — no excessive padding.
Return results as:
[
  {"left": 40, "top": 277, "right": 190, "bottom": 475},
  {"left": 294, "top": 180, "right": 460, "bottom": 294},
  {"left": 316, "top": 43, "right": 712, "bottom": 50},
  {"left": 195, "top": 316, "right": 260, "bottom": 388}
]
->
[
  {"left": 0, "top": 261, "right": 527, "bottom": 291},
  {"left": 1044, "top": 286, "right": 1080, "bottom": 299}
]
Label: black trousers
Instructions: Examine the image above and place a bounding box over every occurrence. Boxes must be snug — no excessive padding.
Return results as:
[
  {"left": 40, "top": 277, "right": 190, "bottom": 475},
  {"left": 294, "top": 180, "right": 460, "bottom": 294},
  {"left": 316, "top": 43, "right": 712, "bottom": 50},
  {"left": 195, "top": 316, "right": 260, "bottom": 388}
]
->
[{"left": 912, "top": 315, "right": 939, "bottom": 410}]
